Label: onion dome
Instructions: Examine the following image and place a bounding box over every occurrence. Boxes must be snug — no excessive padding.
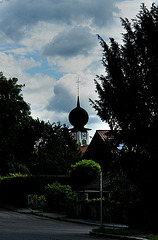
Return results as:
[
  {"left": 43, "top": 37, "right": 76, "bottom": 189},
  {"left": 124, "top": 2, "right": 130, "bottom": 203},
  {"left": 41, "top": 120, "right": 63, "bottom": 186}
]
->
[{"left": 69, "top": 96, "right": 89, "bottom": 131}]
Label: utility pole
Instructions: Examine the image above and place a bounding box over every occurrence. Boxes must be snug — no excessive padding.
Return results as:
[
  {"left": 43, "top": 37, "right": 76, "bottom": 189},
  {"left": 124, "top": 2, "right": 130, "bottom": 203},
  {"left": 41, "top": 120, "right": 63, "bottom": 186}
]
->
[{"left": 100, "top": 171, "right": 103, "bottom": 227}]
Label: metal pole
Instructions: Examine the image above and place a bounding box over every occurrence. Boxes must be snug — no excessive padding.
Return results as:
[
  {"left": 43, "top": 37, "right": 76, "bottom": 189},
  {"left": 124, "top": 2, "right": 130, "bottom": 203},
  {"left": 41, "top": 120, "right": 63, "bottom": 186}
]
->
[{"left": 100, "top": 171, "right": 103, "bottom": 227}]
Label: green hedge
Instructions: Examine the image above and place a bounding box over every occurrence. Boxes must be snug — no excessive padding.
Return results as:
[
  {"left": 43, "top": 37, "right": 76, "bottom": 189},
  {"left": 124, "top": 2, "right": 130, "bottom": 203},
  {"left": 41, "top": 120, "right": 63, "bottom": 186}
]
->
[
  {"left": 0, "top": 175, "right": 70, "bottom": 207},
  {"left": 45, "top": 182, "right": 77, "bottom": 212}
]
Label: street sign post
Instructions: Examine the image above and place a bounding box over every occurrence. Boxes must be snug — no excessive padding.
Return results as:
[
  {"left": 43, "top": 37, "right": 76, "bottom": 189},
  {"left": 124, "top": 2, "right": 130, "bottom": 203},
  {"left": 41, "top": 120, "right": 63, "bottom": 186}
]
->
[{"left": 100, "top": 171, "right": 103, "bottom": 227}]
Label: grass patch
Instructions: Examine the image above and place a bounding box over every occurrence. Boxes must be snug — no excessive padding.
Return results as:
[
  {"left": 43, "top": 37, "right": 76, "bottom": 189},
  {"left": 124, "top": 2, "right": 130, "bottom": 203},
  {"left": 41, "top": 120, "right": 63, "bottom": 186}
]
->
[
  {"left": 147, "top": 236, "right": 158, "bottom": 240},
  {"left": 92, "top": 227, "right": 158, "bottom": 240}
]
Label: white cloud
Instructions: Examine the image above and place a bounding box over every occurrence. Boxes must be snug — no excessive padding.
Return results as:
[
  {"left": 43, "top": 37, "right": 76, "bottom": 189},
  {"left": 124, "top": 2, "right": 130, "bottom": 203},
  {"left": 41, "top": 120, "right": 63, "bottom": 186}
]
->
[
  {"left": 4, "top": 47, "right": 33, "bottom": 56},
  {"left": 22, "top": 73, "right": 56, "bottom": 117},
  {"left": 0, "top": 51, "right": 41, "bottom": 78},
  {"left": 0, "top": 52, "right": 23, "bottom": 78},
  {"left": 116, "top": 0, "right": 154, "bottom": 20},
  {"left": 0, "top": 50, "right": 56, "bottom": 117}
]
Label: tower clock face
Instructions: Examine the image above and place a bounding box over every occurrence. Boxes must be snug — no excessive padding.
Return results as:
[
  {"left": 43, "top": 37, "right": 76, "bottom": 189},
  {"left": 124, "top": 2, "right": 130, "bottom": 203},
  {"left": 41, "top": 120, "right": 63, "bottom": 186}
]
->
[
  {"left": 72, "top": 132, "right": 76, "bottom": 140},
  {"left": 82, "top": 132, "right": 87, "bottom": 139}
]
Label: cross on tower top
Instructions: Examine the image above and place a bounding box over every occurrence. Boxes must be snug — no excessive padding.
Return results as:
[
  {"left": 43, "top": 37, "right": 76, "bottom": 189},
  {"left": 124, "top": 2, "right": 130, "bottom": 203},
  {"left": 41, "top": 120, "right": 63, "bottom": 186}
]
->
[{"left": 76, "top": 78, "right": 81, "bottom": 97}]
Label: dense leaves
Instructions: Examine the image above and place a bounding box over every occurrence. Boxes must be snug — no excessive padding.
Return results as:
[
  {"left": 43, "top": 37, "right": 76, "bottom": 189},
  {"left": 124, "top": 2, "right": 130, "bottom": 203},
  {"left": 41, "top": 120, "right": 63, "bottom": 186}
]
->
[
  {"left": 69, "top": 159, "right": 101, "bottom": 190},
  {"left": 91, "top": 3, "right": 158, "bottom": 151},
  {"left": 91, "top": 3, "right": 158, "bottom": 185},
  {"left": 0, "top": 73, "right": 31, "bottom": 174},
  {"left": 45, "top": 182, "right": 77, "bottom": 211},
  {"left": 29, "top": 122, "right": 81, "bottom": 175},
  {"left": 91, "top": 4, "right": 158, "bottom": 229}
]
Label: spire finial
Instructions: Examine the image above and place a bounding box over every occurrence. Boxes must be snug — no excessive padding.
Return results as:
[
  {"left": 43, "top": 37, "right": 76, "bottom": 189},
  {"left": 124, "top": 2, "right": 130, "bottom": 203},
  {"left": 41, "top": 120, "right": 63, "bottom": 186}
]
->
[
  {"left": 76, "top": 77, "right": 81, "bottom": 107},
  {"left": 76, "top": 77, "right": 81, "bottom": 98}
]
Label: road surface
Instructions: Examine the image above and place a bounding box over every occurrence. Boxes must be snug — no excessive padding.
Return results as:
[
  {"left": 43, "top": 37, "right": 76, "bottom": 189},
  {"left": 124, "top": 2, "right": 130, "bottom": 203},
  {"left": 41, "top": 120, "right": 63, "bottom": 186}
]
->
[{"left": 0, "top": 208, "right": 114, "bottom": 240}]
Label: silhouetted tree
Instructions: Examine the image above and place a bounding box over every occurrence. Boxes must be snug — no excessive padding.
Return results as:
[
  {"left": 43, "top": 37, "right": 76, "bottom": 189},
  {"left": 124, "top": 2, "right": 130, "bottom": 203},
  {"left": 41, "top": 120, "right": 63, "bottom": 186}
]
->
[
  {"left": 91, "top": 4, "right": 158, "bottom": 150},
  {"left": 0, "top": 73, "right": 80, "bottom": 175},
  {"left": 29, "top": 121, "right": 81, "bottom": 175},
  {"left": 91, "top": 4, "right": 158, "bottom": 229},
  {"left": 0, "top": 73, "right": 31, "bottom": 174}
]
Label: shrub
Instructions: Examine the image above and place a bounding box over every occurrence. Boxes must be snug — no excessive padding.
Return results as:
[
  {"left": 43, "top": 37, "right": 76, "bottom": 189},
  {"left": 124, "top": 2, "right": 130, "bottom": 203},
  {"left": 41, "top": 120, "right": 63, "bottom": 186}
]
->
[
  {"left": 69, "top": 159, "right": 101, "bottom": 190},
  {"left": 45, "top": 182, "right": 77, "bottom": 210}
]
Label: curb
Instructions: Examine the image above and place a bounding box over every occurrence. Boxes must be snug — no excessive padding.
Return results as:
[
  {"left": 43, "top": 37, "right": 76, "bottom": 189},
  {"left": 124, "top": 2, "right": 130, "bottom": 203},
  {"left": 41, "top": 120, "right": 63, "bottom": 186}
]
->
[{"left": 90, "top": 231, "right": 149, "bottom": 240}]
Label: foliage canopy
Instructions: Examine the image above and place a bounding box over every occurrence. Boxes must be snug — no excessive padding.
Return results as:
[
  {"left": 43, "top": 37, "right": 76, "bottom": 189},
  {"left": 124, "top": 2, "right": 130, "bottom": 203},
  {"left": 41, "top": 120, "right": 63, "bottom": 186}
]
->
[
  {"left": 29, "top": 121, "right": 81, "bottom": 175},
  {"left": 69, "top": 159, "right": 101, "bottom": 189},
  {"left": 91, "top": 3, "right": 158, "bottom": 151},
  {"left": 91, "top": 3, "right": 158, "bottom": 229},
  {"left": 0, "top": 73, "right": 31, "bottom": 173}
]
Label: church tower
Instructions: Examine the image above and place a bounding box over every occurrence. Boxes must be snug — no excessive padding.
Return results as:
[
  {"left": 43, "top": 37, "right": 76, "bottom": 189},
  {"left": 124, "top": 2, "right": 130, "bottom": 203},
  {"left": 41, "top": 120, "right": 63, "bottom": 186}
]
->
[{"left": 68, "top": 82, "right": 91, "bottom": 146}]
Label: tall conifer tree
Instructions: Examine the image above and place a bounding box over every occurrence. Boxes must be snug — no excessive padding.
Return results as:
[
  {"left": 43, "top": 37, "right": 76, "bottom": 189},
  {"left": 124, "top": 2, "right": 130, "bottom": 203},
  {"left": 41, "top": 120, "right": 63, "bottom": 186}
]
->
[{"left": 91, "top": 4, "right": 158, "bottom": 229}]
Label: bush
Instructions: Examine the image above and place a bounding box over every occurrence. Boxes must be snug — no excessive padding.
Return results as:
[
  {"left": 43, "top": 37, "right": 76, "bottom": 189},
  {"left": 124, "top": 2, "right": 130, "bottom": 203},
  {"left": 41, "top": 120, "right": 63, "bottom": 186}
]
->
[
  {"left": 45, "top": 182, "right": 77, "bottom": 211},
  {"left": 69, "top": 159, "right": 101, "bottom": 190}
]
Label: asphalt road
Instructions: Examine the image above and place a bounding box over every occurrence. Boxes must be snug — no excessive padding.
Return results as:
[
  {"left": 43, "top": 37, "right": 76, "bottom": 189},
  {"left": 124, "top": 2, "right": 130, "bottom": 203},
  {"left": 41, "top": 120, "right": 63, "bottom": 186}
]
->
[{"left": 0, "top": 208, "right": 114, "bottom": 240}]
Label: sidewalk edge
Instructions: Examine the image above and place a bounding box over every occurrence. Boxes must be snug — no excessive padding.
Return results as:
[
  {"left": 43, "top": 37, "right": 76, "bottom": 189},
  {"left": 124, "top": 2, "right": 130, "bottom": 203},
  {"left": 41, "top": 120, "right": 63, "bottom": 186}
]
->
[{"left": 90, "top": 231, "right": 149, "bottom": 240}]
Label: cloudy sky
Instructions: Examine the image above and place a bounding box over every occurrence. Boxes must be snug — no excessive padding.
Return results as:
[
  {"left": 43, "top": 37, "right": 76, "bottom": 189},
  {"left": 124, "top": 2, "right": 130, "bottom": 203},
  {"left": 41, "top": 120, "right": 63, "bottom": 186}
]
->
[{"left": 0, "top": 0, "right": 156, "bottom": 137}]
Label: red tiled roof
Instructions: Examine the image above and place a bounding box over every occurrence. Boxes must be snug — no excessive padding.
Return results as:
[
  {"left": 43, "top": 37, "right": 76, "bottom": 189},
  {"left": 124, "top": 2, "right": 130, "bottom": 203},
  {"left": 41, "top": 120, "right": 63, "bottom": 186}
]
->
[{"left": 96, "top": 130, "right": 110, "bottom": 141}]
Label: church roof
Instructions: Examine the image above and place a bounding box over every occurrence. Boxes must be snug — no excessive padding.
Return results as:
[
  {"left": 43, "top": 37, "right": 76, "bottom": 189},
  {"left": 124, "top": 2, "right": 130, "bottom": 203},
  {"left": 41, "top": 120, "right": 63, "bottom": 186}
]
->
[
  {"left": 69, "top": 96, "right": 89, "bottom": 131},
  {"left": 83, "top": 129, "right": 112, "bottom": 162}
]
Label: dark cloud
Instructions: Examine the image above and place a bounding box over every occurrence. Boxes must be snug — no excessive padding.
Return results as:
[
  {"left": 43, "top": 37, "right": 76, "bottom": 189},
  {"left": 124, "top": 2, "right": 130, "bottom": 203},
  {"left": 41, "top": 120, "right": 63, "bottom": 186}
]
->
[
  {"left": 0, "top": 0, "right": 119, "bottom": 41},
  {"left": 43, "top": 26, "right": 96, "bottom": 57},
  {"left": 46, "top": 84, "right": 75, "bottom": 113}
]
